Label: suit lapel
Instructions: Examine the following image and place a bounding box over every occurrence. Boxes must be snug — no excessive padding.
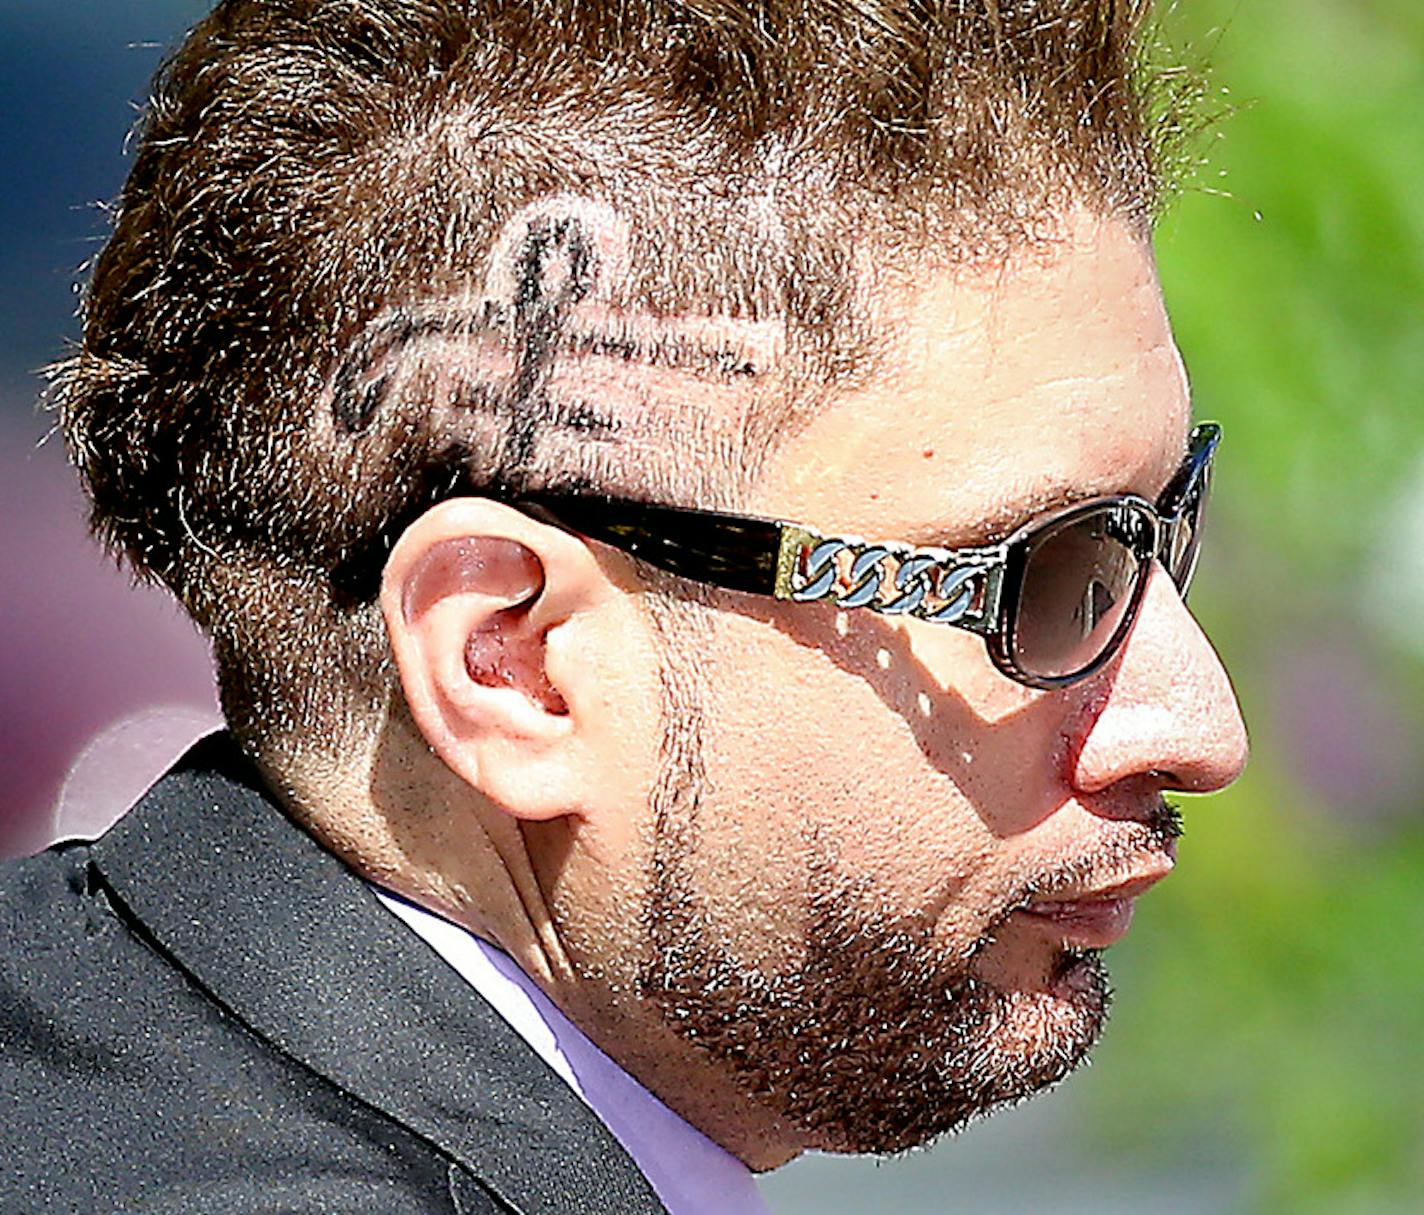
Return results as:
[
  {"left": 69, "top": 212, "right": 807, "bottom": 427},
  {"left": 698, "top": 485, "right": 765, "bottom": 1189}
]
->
[{"left": 92, "top": 734, "right": 668, "bottom": 1215}]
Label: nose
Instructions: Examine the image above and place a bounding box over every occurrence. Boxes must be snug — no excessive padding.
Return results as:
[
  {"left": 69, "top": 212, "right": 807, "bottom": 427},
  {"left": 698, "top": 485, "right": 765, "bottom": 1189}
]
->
[{"left": 1069, "top": 564, "right": 1249, "bottom": 795}]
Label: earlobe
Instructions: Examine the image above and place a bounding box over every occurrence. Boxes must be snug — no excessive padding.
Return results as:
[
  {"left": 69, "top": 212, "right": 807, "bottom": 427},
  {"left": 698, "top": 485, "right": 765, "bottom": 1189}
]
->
[{"left": 379, "top": 499, "right": 601, "bottom": 820}]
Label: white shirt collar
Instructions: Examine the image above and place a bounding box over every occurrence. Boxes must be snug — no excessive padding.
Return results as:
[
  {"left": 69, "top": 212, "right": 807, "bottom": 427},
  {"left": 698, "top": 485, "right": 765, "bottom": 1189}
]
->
[{"left": 372, "top": 887, "right": 773, "bottom": 1215}]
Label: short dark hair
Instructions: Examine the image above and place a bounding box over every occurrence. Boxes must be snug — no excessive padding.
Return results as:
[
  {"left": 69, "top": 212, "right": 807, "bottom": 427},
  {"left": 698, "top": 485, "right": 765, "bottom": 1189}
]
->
[{"left": 50, "top": 0, "right": 1194, "bottom": 760}]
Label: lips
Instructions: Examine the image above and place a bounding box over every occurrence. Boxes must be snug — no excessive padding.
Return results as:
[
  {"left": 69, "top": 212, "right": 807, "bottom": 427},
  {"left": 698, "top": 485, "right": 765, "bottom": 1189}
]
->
[
  {"left": 1018, "top": 871, "right": 1170, "bottom": 949},
  {"left": 1021, "top": 896, "right": 1136, "bottom": 948}
]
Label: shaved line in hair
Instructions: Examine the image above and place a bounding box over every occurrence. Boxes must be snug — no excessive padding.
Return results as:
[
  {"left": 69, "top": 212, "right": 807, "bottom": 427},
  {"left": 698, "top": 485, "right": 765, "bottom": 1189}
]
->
[
  {"left": 327, "top": 300, "right": 783, "bottom": 437},
  {"left": 322, "top": 197, "right": 789, "bottom": 501}
]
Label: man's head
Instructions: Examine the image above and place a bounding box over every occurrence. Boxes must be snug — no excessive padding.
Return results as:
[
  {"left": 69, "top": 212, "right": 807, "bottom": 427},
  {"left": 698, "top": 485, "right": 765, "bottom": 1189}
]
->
[{"left": 51, "top": 0, "right": 1245, "bottom": 1168}]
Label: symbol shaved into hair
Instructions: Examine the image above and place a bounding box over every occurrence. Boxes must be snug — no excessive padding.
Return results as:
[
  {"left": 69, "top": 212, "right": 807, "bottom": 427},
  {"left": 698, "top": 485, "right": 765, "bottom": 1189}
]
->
[
  {"left": 486, "top": 195, "right": 631, "bottom": 305},
  {"left": 323, "top": 192, "right": 788, "bottom": 512},
  {"left": 503, "top": 207, "right": 603, "bottom": 470},
  {"left": 328, "top": 196, "right": 629, "bottom": 440}
]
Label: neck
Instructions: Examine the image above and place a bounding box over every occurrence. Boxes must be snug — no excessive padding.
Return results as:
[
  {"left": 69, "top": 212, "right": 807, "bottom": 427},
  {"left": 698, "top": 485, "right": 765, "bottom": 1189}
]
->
[{"left": 259, "top": 713, "right": 804, "bottom": 1171}]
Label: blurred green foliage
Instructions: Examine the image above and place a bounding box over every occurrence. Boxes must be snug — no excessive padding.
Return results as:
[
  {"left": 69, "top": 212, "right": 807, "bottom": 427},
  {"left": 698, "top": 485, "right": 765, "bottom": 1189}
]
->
[{"left": 1078, "top": 2, "right": 1424, "bottom": 1211}]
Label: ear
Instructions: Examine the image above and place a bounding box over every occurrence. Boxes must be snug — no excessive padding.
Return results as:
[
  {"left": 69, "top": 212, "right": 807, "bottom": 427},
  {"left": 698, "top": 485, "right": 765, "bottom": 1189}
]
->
[{"left": 380, "top": 497, "right": 614, "bottom": 822}]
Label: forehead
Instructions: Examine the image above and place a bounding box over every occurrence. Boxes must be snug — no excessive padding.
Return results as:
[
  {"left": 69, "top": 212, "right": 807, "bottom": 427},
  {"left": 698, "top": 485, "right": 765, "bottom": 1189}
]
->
[{"left": 755, "top": 211, "right": 1192, "bottom": 543}]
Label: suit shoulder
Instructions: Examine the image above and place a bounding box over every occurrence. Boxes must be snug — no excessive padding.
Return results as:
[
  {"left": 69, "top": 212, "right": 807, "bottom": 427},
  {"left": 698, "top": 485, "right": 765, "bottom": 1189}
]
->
[
  {"left": 0, "top": 844, "right": 467, "bottom": 1213},
  {"left": 0, "top": 841, "right": 99, "bottom": 954},
  {"left": 0, "top": 840, "right": 118, "bottom": 1056}
]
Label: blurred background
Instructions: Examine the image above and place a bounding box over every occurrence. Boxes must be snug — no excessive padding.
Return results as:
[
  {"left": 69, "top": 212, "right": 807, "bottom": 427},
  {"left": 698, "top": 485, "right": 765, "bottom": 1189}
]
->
[{"left": 1, "top": 1, "right": 1419, "bottom": 1211}]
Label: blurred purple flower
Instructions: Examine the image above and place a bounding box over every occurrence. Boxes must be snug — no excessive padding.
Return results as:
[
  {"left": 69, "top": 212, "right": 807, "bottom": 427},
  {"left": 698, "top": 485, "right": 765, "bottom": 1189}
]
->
[{"left": 1270, "top": 636, "right": 1422, "bottom": 830}]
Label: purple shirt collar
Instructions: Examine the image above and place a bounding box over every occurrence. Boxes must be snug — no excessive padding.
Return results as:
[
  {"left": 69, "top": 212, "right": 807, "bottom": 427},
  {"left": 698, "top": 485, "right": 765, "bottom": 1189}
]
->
[{"left": 373, "top": 887, "right": 773, "bottom": 1215}]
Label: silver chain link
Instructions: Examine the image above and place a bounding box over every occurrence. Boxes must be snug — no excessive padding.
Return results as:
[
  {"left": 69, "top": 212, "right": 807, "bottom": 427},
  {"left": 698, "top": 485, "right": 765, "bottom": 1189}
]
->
[{"left": 776, "top": 527, "right": 1005, "bottom": 630}]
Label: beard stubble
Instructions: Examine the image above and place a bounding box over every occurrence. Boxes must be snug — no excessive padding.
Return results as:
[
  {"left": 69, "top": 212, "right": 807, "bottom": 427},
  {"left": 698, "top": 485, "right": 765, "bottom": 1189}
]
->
[{"left": 633, "top": 598, "right": 1117, "bottom": 1156}]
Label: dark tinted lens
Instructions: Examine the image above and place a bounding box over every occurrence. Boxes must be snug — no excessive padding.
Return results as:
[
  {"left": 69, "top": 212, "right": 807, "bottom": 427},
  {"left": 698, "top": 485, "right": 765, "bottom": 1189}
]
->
[
  {"left": 1013, "top": 505, "right": 1149, "bottom": 680},
  {"left": 1165, "top": 466, "right": 1211, "bottom": 593}
]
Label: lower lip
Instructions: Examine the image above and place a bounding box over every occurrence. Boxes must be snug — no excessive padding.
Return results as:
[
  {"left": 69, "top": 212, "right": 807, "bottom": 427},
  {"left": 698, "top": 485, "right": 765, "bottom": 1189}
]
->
[{"left": 1020, "top": 897, "right": 1136, "bottom": 948}]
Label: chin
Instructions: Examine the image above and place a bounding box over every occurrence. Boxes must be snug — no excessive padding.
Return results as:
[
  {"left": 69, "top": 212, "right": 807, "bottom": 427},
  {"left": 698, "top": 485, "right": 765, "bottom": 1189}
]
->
[
  {"left": 809, "top": 950, "right": 1113, "bottom": 1157},
  {"left": 643, "top": 864, "right": 1113, "bottom": 1157}
]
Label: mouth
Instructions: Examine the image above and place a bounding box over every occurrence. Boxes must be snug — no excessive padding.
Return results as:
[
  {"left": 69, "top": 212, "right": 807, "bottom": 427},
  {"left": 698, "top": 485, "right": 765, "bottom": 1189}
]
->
[{"left": 1017, "top": 869, "right": 1172, "bottom": 950}]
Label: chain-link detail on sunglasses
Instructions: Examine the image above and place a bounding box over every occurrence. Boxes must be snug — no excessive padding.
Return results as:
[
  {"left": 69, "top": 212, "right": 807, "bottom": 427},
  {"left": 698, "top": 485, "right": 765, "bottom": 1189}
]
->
[{"left": 773, "top": 525, "right": 1007, "bottom": 632}]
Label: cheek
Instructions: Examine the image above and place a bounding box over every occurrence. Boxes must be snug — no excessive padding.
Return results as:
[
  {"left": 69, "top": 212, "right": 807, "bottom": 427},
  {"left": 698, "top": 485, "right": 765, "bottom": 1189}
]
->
[{"left": 690, "top": 608, "right": 1029, "bottom": 934}]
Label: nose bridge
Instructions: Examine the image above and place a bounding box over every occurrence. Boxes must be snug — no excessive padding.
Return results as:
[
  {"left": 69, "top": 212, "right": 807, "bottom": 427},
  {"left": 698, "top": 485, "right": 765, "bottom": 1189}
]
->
[{"left": 1070, "top": 564, "right": 1248, "bottom": 794}]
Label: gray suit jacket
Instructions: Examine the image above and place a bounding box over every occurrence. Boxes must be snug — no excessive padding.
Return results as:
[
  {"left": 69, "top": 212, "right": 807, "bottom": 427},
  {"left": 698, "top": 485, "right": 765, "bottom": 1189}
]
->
[{"left": 0, "top": 733, "right": 670, "bottom": 1214}]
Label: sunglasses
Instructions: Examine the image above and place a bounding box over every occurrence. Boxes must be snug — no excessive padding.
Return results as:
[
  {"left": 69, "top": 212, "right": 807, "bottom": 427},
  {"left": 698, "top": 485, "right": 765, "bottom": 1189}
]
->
[{"left": 513, "top": 423, "right": 1220, "bottom": 690}]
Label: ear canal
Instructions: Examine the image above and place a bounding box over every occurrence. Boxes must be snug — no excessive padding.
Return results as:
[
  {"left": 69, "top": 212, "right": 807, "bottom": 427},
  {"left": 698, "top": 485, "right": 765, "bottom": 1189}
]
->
[
  {"left": 465, "top": 623, "right": 569, "bottom": 715},
  {"left": 406, "top": 534, "right": 565, "bottom": 716}
]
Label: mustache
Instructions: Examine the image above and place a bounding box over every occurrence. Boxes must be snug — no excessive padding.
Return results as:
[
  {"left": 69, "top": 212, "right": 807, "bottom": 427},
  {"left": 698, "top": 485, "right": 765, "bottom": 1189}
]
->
[{"left": 1135, "top": 796, "right": 1183, "bottom": 843}]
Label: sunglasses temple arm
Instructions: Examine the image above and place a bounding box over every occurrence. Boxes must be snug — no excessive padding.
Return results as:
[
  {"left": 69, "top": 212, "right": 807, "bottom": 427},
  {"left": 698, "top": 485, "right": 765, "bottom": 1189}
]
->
[{"left": 520, "top": 494, "right": 787, "bottom": 596}]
